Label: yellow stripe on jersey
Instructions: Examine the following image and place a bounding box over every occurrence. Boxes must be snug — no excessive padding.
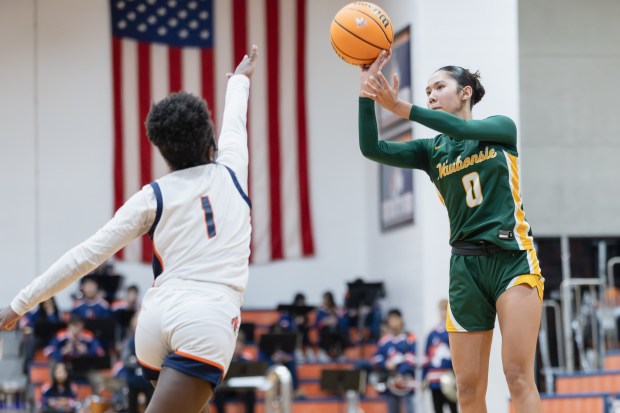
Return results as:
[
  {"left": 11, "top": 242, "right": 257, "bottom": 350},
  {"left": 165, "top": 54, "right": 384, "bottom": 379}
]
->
[
  {"left": 504, "top": 151, "right": 533, "bottom": 250},
  {"left": 435, "top": 186, "right": 446, "bottom": 206}
]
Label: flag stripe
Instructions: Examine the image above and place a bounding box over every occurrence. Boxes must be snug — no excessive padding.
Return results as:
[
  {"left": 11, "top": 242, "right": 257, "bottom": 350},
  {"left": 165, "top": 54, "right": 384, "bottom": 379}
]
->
[
  {"left": 296, "top": 0, "right": 314, "bottom": 256},
  {"left": 120, "top": 39, "right": 141, "bottom": 262},
  {"left": 232, "top": 0, "right": 248, "bottom": 64},
  {"left": 247, "top": 0, "right": 270, "bottom": 263},
  {"left": 279, "top": 0, "right": 301, "bottom": 258},
  {"left": 265, "top": 0, "right": 283, "bottom": 260},
  {"left": 169, "top": 47, "right": 183, "bottom": 93},
  {"left": 182, "top": 48, "right": 202, "bottom": 97},
  {"left": 138, "top": 42, "right": 153, "bottom": 262},
  {"left": 213, "top": 0, "right": 233, "bottom": 137},
  {"left": 112, "top": 37, "right": 125, "bottom": 260},
  {"left": 201, "top": 49, "right": 215, "bottom": 130},
  {"left": 150, "top": 44, "right": 170, "bottom": 180}
]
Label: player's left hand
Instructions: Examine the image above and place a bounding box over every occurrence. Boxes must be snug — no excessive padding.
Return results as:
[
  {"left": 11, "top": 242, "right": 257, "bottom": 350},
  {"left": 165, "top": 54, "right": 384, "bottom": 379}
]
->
[
  {"left": 0, "top": 306, "right": 21, "bottom": 331},
  {"left": 227, "top": 44, "right": 259, "bottom": 79}
]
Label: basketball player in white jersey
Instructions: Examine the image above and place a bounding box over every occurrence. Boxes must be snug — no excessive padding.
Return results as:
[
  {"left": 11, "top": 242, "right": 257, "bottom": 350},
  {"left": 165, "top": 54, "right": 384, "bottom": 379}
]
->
[{"left": 0, "top": 46, "right": 259, "bottom": 413}]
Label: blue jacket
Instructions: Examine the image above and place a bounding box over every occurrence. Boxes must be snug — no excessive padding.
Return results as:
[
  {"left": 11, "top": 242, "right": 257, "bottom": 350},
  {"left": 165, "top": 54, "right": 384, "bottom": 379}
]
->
[
  {"left": 373, "top": 332, "right": 417, "bottom": 377},
  {"left": 71, "top": 298, "right": 111, "bottom": 319},
  {"left": 44, "top": 329, "right": 105, "bottom": 361},
  {"left": 422, "top": 324, "right": 453, "bottom": 390}
]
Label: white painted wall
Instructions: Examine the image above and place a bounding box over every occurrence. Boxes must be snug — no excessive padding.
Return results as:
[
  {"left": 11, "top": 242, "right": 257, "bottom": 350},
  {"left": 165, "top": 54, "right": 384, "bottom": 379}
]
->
[
  {"left": 519, "top": 0, "right": 620, "bottom": 235},
  {"left": 0, "top": 0, "right": 37, "bottom": 306}
]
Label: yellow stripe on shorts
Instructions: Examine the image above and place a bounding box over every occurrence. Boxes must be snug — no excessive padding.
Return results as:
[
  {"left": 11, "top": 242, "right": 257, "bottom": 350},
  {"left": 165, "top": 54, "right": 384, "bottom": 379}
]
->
[
  {"left": 506, "top": 274, "right": 544, "bottom": 301},
  {"left": 446, "top": 302, "right": 468, "bottom": 333}
]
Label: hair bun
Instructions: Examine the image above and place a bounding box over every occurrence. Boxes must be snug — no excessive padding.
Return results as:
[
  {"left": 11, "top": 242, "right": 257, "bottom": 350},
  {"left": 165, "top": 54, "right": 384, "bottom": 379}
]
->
[{"left": 468, "top": 69, "right": 485, "bottom": 105}]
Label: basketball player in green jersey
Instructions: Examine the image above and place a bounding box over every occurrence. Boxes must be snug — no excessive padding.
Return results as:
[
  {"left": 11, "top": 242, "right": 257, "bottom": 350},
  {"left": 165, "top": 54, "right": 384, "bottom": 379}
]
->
[{"left": 358, "top": 51, "right": 543, "bottom": 413}]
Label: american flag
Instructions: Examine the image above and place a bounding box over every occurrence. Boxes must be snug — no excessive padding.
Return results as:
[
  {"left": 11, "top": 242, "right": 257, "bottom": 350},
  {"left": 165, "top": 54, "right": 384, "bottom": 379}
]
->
[{"left": 110, "top": 0, "right": 314, "bottom": 264}]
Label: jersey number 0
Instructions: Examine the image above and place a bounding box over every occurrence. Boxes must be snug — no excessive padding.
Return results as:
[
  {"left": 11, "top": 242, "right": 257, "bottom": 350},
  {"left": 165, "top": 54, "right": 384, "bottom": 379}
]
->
[{"left": 462, "top": 172, "right": 483, "bottom": 208}]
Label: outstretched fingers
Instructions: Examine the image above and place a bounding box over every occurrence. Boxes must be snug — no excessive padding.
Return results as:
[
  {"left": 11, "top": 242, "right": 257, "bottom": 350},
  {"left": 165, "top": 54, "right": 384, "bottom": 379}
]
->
[
  {"left": 392, "top": 73, "right": 399, "bottom": 91},
  {"left": 248, "top": 44, "right": 258, "bottom": 62}
]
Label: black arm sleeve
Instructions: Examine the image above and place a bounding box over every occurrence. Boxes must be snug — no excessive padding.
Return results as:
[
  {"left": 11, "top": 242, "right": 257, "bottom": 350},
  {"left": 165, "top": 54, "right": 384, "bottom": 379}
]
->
[
  {"left": 409, "top": 105, "right": 517, "bottom": 147},
  {"left": 358, "top": 97, "right": 430, "bottom": 171}
]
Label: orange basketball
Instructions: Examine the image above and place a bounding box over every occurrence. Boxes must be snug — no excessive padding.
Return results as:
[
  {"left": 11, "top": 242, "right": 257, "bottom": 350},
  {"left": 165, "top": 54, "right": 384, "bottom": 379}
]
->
[{"left": 330, "top": 2, "right": 394, "bottom": 66}]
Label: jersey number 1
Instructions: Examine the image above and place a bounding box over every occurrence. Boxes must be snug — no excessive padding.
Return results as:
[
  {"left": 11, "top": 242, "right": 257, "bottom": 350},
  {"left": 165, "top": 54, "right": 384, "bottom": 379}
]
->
[
  {"left": 201, "top": 196, "right": 217, "bottom": 238},
  {"left": 462, "top": 172, "right": 483, "bottom": 208}
]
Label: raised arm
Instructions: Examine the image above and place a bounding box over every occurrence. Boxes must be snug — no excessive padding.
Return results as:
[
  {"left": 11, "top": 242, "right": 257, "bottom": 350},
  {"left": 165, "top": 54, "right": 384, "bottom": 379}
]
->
[
  {"left": 0, "top": 187, "right": 156, "bottom": 328},
  {"left": 408, "top": 105, "right": 516, "bottom": 146},
  {"left": 216, "top": 45, "right": 258, "bottom": 187},
  {"left": 361, "top": 56, "right": 517, "bottom": 147},
  {"left": 359, "top": 97, "right": 431, "bottom": 170}
]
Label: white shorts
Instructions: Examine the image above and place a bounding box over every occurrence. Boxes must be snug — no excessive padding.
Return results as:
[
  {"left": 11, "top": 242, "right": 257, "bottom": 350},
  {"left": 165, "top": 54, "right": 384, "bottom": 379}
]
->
[{"left": 134, "top": 282, "right": 241, "bottom": 386}]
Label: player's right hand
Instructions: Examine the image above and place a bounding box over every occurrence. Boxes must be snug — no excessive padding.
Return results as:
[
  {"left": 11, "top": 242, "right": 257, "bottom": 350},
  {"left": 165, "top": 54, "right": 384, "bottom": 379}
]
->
[
  {"left": 360, "top": 49, "right": 391, "bottom": 96},
  {"left": 0, "top": 306, "right": 21, "bottom": 331},
  {"left": 228, "top": 45, "right": 259, "bottom": 80}
]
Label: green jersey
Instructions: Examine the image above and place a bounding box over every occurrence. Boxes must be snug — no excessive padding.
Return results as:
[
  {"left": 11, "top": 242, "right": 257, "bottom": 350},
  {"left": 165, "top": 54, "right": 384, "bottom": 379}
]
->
[{"left": 359, "top": 97, "right": 534, "bottom": 250}]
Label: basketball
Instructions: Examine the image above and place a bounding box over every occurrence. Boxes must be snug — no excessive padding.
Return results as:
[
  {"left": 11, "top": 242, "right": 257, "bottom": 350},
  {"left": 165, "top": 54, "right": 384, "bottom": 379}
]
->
[{"left": 330, "top": 2, "right": 394, "bottom": 66}]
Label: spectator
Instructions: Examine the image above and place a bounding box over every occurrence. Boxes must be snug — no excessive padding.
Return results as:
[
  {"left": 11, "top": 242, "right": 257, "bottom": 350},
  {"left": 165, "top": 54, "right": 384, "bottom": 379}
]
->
[
  {"left": 40, "top": 362, "right": 78, "bottom": 413},
  {"left": 44, "top": 316, "right": 105, "bottom": 362},
  {"left": 343, "top": 278, "right": 383, "bottom": 341},
  {"left": 71, "top": 277, "right": 111, "bottom": 320},
  {"left": 422, "top": 299, "right": 457, "bottom": 413},
  {"left": 23, "top": 297, "right": 61, "bottom": 329},
  {"left": 260, "top": 323, "right": 302, "bottom": 398},
  {"left": 213, "top": 331, "right": 256, "bottom": 413},
  {"left": 277, "top": 293, "right": 315, "bottom": 362},
  {"left": 373, "top": 309, "right": 416, "bottom": 413},
  {"left": 115, "top": 313, "right": 153, "bottom": 413},
  {"left": 315, "top": 291, "right": 348, "bottom": 361},
  {"left": 112, "top": 284, "right": 141, "bottom": 341},
  {"left": 112, "top": 285, "right": 141, "bottom": 313}
]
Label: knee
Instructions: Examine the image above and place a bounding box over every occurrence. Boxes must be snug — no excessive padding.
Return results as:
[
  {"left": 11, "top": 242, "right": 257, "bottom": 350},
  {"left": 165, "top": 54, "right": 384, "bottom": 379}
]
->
[
  {"left": 503, "top": 364, "right": 533, "bottom": 395},
  {"left": 455, "top": 375, "right": 484, "bottom": 405}
]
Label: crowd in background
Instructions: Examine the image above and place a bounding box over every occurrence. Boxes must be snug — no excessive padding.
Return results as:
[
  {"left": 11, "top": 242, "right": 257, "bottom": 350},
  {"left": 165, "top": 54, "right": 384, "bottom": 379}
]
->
[{"left": 18, "top": 262, "right": 458, "bottom": 413}]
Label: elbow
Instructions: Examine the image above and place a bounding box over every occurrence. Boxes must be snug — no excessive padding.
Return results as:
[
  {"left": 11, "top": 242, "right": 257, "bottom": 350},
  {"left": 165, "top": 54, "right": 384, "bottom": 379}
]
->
[{"left": 359, "top": 144, "right": 380, "bottom": 161}]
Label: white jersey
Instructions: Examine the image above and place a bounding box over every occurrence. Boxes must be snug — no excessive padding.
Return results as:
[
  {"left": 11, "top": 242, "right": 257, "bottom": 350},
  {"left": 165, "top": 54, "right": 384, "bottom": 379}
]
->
[
  {"left": 149, "top": 160, "right": 251, "bottom": 293},
  {"left": 10, "top": 75, "right": 251, "bottom": 316}
]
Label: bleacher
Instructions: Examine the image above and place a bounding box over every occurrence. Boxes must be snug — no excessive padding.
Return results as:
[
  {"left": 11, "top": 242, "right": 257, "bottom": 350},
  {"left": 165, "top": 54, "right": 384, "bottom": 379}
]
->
[
  {"left": 508, "top": 352, "right": 620, "bottom": 413},
  {"left": 224, "top": 308, "right": 387, "bottom": 413},
  {"left": 507, "top": 250, "right": 620, "bottom": 413}
]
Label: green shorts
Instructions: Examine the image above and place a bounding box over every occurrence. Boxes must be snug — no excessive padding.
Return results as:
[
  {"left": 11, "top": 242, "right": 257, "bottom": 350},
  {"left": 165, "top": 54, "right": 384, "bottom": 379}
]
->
[{"left": 446, "top": 248, "right": 544, "bottom": 333}]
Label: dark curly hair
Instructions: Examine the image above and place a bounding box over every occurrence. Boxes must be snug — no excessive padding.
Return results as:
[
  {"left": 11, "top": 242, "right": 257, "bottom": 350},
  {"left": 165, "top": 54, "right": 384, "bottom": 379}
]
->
[
  {"left": 437, "top": 65, "right": 486, "bottom": 108},
  {"left": 145, "top": 92, "right": 215, "bottom": 171}
]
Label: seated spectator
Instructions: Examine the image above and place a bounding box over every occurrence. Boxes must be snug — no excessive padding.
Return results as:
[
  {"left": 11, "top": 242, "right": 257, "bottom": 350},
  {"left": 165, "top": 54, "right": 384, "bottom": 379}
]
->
[
  {"left": 44, "top": 317, "right": 105, "bottom": 362},
  {"left": 259, "top": 323, "right": 302, "bottom": 398},
  {"left": 422, "top": 299, "right": 456, "bottom": 413},
  {"left": 112, "top": 284, "right": 141, "bottom": 341},
  {"left": 213, "top": 331, "right": 256, "bottom": 413},
  {"left": 315, "top": 291, "right": 348, "bottom": 361},
  {"left": 71, "top": 276, "right": 111, "bottom": 320},
  {"left": 22, "top": 297, "right": 63, "bottom": 368},
  {"left": 40, "top": 362, "right": 79, "bottom": 413},
  {"left": 115, "top": 313, "right": 153, "bottom": 413},
  {"left": 373, "top": 309, "right": 416, "bottom": 413},
  {"left": 342, "top": 278, "right": 383, "bottom": 341},
  {"left": 112, "top": 284, "right": 141, "bottom": 313},
  {"left": 277, "top": 293, "right": 315, "bottom": 362},
  {"left": 23, "top": 297, "right": 61, "bottom": 329}
]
